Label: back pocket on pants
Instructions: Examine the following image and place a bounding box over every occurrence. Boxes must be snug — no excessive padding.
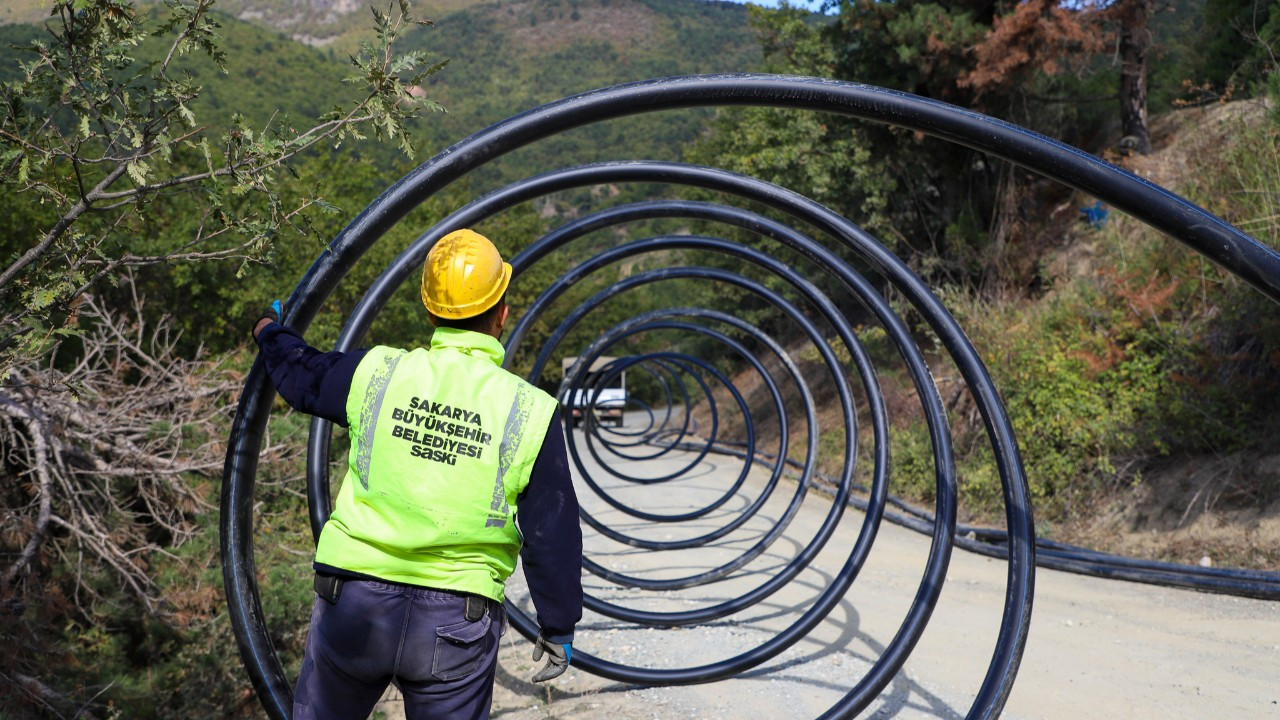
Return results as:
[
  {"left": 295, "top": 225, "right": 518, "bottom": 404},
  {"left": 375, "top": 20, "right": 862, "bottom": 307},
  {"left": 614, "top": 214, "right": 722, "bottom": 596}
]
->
[{"left": 432, "top": 613, "right": 492, "bottom": 681}]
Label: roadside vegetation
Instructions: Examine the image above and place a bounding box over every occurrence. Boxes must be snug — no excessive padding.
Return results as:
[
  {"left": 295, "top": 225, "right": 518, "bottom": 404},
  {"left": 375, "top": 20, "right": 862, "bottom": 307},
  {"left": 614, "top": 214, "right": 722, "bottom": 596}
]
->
[{"left": 690, "top": 0, "right": 1280, "bottom": 570}]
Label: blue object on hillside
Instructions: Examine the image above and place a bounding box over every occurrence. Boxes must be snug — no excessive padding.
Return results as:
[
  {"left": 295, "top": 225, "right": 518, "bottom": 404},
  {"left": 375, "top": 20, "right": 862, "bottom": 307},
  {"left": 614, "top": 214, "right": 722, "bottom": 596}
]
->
[{"left": 1081, "top": 201, "right": 1109, "bottom": 228}]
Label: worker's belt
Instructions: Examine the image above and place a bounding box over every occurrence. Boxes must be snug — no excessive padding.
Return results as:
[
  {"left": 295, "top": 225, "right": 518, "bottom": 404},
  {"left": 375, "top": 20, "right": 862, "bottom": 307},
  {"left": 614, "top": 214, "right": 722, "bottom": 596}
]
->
[{"left": 313, "top": 572, "right": 490, "bottom": 621}]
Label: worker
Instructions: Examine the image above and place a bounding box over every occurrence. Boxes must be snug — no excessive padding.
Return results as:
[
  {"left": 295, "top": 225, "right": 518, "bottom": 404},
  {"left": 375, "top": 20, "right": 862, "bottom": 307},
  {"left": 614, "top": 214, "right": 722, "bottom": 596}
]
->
[{"left": 252, "top": 228, "right": 583, "bottom": 720}]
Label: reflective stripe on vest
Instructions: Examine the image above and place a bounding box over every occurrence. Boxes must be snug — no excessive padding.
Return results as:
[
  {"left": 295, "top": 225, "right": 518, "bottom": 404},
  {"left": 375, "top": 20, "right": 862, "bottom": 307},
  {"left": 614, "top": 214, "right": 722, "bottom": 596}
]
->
[
  {"left": 315, "top": 329, "right": 557, "bottom": 601},
  {"left": 488, "top": 383, "right": 534, "bottom": 528},
  {"left": 352, "top": 350, "right": 401, "bottom": 490}
]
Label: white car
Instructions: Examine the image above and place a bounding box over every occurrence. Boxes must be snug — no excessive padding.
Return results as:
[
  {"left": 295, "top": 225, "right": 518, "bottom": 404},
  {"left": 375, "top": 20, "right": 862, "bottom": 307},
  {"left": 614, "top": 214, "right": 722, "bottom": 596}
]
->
[{"left": 561, "top": 356, "right": 627, "bottom": 428}]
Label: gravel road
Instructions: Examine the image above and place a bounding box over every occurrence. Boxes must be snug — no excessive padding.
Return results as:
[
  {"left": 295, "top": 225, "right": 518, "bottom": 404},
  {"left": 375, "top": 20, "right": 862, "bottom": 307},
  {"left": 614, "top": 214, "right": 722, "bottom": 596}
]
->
[{"left": 378, "top": 428, "right": 1280, "bottom": 719}]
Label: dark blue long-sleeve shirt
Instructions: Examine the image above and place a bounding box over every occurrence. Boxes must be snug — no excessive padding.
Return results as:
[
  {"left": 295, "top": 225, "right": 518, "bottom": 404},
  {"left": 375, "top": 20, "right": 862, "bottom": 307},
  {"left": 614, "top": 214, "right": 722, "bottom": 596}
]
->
[{"left": 255, "top": 322, "right": 582, "bottom": 643}]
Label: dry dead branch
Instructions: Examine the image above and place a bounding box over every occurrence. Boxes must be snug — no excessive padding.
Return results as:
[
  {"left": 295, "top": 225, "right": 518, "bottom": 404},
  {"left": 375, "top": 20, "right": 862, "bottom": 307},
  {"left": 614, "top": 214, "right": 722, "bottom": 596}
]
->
[{"left": 0, "top": 279, "right": 238, "bottom": 619}]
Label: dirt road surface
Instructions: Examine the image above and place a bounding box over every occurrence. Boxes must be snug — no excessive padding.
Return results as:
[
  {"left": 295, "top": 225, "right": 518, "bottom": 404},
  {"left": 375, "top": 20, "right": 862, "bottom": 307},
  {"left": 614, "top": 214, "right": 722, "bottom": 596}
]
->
[{"left": 378, "top": 430, "right": 1279, "bottom": 719}]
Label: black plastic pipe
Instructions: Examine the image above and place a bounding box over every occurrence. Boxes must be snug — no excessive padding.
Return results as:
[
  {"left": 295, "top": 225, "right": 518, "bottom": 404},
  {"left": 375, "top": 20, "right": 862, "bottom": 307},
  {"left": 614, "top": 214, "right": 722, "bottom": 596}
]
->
[{"left": 216, "top": 72, "right": 1280, "bottom": 719}]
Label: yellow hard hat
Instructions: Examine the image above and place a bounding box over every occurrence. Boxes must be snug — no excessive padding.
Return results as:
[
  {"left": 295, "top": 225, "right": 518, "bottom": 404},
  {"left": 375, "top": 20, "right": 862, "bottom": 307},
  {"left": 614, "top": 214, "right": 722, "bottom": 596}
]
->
[{"left": 420, "top": 229, "right": 512, "bottom": 320}]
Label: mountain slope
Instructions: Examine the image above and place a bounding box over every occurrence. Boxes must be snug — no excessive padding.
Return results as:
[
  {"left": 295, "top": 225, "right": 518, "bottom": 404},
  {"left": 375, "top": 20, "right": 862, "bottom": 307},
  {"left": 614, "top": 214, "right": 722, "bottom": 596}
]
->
[
  {"left": 0, "top": 0, "right": 763, "bottom": 179},
  {"left": 404, "top": 0, "right": 762, "bottom": 176}
]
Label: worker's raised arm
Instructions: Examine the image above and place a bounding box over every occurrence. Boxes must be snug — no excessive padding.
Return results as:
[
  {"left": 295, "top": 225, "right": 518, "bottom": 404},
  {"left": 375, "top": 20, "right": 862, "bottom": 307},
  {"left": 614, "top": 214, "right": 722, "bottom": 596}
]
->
[{"left": 252, "top": 302, "right": 367, "bottom": 427}]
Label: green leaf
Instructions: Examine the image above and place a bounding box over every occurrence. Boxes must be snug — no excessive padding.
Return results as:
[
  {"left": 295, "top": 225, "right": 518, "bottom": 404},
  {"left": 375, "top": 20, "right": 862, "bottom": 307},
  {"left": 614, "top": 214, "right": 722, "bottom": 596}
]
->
[
  {"left": 414, "top": 58, "right": 450, "bottom": 82},
  {"left": 126, "top": 160, "right": 148, "bottom": 185},
  {"left": 198, "top": 137, "right": 214, "bottom": 175},
  {"left": 30, "top": 285, "right": 59, "bottom": 310}
]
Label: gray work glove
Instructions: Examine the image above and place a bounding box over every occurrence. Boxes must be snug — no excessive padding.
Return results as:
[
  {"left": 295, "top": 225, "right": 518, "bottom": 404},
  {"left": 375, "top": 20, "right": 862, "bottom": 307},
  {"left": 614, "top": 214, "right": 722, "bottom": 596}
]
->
[{"left": 531, "top": 633, "right": 571, "bottom": 682}]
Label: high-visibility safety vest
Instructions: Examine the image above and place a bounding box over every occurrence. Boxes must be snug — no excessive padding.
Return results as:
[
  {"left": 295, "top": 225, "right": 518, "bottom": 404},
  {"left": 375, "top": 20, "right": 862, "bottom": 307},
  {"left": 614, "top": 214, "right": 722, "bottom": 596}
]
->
[{"left": 315, "top": 327, "right": 558, "bottom": 602}]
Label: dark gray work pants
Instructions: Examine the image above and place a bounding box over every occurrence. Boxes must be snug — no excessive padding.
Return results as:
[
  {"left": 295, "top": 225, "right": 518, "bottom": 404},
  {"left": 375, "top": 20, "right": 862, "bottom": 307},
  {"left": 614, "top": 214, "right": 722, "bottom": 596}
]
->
[{"left": 293, "top": 579, "right": 504, "bottom": 720}]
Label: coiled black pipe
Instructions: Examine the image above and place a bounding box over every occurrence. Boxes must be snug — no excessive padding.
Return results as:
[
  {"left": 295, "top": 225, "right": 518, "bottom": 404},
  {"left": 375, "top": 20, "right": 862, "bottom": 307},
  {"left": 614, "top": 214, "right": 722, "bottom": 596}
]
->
[
  {"left": 585, "top": 357, "right": 691, "bottom": 453},
  {"left": 573, "top": 320, "right": 802, "bottom": 554},
  {"left": 222, "top": 74, "right": 1280, "bottom": 720},
  {"left": 326, "top": 161, "right": 972, "bottom": 712},
  {"left": 670, "top": 436, "right": 1280, "bottom": 601}
]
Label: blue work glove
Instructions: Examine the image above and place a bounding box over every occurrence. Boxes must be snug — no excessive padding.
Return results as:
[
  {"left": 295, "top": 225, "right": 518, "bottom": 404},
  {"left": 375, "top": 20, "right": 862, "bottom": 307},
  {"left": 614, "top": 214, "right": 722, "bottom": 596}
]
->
[
  {"left": 262, "top": 299, "right": 284, "bottom": 324},
  {"left": 254, "top": 300, "right": 284, "bottom": 339},
  {"left": 531, "top": 633, "right": 571, "bottom": 682}
]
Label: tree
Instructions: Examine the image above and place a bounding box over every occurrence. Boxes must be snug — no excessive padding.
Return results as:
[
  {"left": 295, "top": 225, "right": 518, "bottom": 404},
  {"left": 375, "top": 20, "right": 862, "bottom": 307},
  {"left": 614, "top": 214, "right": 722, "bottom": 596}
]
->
[
  {"left": 700, "top": 1, "right": 1003, "bottom": 285},
  {"left": 1184, "top": 0, "right": 1276, "bottom": 100},
  {"left": 963, "top": 0, "right": 1157, "bottom": 154},
  {"left": 0, "top": 0, "right": 446, "bottom": 371},
  {"left": 1114, "top": 0, "right": 1155, "bottom": 153},
  {"left": 961, "top": 0, "right": 1107, "bottom": 98}
]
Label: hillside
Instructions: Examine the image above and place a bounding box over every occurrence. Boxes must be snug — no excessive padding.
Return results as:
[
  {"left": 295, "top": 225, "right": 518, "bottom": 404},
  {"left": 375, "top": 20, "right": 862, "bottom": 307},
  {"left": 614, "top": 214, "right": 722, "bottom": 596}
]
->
[
  {"left": 1051, "top": 101, "right": 1280, "bottom": 570},
  {"left": 0, "top": 0, "right": 484, "bottom": 43},
  {"left": 0, "top": 9, "right": 362, "bottom": 126},
  {"left": 0, "top": 0, "right": 761, "bottom": 144},
  {"left": 0, "top": 0, "right": 764, "bottom": 260},
  {"left": 197, "top": 0, "right": 487, "bottom": 48},
  {"left": 684, "top": 98, "right": 1280, "bottom": 573},
  {"left": 405, "top": 0, "right": 761, "bottom": 180},
  {"left": 0, "top": 0, "right": 42, "bottom": 25}
]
